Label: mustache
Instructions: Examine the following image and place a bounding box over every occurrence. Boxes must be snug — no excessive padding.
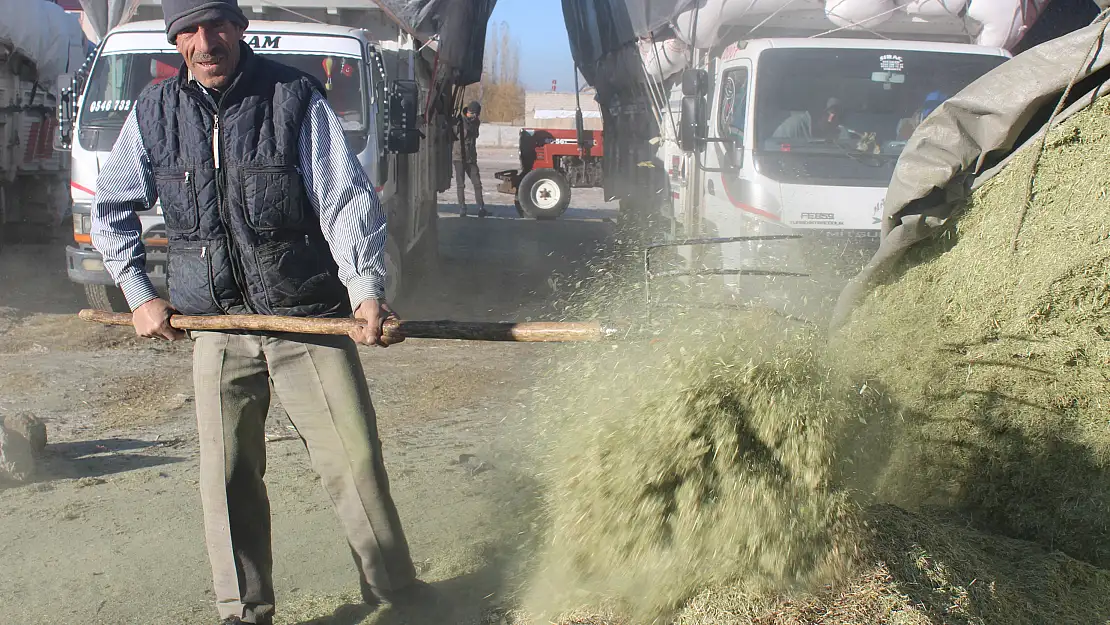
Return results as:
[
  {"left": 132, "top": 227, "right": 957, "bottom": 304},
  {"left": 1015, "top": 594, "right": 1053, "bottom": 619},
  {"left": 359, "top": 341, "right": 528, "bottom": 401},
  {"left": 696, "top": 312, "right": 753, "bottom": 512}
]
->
[{"left": 191, "top": 49, "right": 228, "bottom": 64}]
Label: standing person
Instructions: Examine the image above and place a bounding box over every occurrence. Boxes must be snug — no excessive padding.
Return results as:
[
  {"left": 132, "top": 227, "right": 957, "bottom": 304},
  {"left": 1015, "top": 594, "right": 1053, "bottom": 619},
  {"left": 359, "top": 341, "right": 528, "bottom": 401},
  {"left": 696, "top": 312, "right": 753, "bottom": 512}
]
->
[
  {"left": 453, "top": 100, "right": 488, "bottom": 217},
  {"left": 88, "top": 2, "right": 431, "bottom": 623}
]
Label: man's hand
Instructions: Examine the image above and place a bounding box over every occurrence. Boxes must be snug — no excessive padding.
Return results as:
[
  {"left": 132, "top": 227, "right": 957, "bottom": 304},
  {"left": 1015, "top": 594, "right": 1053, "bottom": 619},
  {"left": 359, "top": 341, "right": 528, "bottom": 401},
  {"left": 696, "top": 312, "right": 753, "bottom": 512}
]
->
[
  {"left": 351, "top": 299, "right": 403, "bottom": 347},
  {"left": 133, "top": 298, "right": 185, "bottom": 341}
]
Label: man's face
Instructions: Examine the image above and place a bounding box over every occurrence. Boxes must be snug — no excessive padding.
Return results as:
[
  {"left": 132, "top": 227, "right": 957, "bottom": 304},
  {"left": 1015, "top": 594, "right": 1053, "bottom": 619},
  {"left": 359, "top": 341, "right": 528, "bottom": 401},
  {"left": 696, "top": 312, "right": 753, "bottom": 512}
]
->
[
  {"left": 465, "top": 110, "right": 477, "bottom": 119},
  {"left": 175, "top": 18, "right": 244, "bottom": 90},
  {"left": 815, "top": 106, "right": 841, "bottom": 139}
]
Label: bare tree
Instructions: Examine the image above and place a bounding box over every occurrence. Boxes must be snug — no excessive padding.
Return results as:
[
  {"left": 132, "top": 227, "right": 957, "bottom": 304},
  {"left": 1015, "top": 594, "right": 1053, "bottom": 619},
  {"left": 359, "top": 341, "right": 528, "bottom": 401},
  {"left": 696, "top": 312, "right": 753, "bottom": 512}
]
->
[{"left": 462, "top": 21, "right": 524, "bottom": 123}]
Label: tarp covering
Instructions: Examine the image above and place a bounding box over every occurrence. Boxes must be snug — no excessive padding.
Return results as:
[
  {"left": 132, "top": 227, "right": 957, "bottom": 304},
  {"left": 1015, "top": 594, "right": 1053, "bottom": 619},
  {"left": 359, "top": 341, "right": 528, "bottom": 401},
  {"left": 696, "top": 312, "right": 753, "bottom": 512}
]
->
[
  {"left": 563, "top": 0, "right": 1076, "bottom": 55},
  {"left": 565, "top": 0, "right": 1102, "bottom": 84},
  {"left": 0, "top": 0, "right": 85, "bottom": 83},
  {"left": 830, "top": 11, "right": 1110, "bottom": 329},
  {"left": 78, "top": 0, "right": 142, "bottom": 42},
  {"left": 381, "top": 0, "right": 497, "bottom": 86}
]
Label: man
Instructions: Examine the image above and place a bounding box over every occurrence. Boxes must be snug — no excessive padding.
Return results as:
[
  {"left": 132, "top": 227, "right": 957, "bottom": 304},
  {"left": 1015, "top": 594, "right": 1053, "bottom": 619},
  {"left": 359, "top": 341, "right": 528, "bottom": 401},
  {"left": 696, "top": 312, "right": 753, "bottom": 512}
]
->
[
  {"left": 89, "top": 1, "right": 422, "bottom": 623},
  {"left": 453, "top": 100, "right": 487, "bottom": 217},
  {"left": 897, "top": 90, "right": 949, "bottom": 140},
  {"left": 772, "top": 97, "right": 853, "bottom": 143}
]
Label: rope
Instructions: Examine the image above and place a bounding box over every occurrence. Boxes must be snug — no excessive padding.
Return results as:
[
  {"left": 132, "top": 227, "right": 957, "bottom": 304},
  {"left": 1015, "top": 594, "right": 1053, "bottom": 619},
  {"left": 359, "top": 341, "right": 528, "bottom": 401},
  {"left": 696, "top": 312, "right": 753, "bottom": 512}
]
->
[{"left": 1010, "top": 8, "right": 1110, "bottom": 252}]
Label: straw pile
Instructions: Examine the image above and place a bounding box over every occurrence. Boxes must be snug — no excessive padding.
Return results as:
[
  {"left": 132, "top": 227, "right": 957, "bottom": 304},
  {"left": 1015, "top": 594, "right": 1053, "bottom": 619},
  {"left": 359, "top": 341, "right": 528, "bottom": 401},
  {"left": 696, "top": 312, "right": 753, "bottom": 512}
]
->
[
  {"left": 521, "top": 94, "right": 1110, "bottom": 623},
  {"left": 832, "top": 93, "right": 1110, "bottom": 568},
  {"left": 525, "top": 312, "right": 863, "bottom": 624}
]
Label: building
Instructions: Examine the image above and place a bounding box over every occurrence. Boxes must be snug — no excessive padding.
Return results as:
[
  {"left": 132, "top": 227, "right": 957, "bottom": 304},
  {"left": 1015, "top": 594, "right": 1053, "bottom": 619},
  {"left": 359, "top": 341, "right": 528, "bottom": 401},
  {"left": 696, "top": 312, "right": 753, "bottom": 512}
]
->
[{"left": 524, "top": 89, "right": 602, "bottom": 130}]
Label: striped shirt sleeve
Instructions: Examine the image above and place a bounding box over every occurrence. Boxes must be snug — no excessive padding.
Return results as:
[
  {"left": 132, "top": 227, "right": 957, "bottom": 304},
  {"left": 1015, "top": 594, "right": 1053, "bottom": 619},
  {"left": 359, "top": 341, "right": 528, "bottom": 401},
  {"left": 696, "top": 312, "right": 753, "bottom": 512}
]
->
[
  {"left": 89, "top": 110, "right": 160, "bottom": 311},
  {"left": 299, "top": 91, "right": 388, "bottom": 309}
]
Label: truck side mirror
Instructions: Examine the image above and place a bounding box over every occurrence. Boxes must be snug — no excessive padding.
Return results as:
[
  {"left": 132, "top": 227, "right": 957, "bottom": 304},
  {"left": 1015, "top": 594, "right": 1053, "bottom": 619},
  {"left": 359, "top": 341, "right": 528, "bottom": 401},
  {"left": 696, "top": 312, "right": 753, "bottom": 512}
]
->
[
  {"left": 386, "top": 79, "right": 422, "bottom": 154},
  {"left": 679, "top": 94, "right": 706, "bottom": 152},
  {"left": 54, "top": 73, "right": 75, "bottom": 151}
]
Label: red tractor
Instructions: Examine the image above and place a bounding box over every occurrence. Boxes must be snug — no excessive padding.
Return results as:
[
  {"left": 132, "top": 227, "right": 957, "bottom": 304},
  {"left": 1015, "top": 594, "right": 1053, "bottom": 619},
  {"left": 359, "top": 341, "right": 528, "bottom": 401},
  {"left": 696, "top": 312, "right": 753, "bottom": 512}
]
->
[{"left": 495, "top": 127, "right": 604, "bottom": 220}]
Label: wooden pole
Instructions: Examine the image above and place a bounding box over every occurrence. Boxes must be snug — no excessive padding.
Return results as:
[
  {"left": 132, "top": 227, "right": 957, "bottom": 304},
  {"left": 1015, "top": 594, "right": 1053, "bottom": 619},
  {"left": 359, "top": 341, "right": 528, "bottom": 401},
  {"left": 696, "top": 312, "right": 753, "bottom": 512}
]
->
[{"left": 77, "top": 310, "right": 612, "bottom": 343}]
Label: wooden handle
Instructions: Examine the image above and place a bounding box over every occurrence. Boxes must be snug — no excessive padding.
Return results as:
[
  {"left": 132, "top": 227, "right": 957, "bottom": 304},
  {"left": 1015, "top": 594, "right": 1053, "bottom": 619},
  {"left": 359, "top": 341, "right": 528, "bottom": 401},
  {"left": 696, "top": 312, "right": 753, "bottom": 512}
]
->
[{"left": 77, "top": 309, "right": 611, "bottom": 343}]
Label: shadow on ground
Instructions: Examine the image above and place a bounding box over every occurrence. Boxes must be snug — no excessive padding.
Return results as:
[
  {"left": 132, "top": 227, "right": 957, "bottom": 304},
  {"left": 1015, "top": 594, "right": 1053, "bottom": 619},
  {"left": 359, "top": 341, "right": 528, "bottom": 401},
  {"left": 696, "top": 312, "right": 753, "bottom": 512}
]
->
[{"left": 39, "top": 438, "right": 186, "bottom": 481}]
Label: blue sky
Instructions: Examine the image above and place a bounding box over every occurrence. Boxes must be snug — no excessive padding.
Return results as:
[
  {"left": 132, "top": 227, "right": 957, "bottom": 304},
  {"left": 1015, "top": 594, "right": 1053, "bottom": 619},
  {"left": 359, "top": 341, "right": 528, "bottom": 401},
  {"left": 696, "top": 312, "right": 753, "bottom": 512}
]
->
[{"left": 488, "top": 0, "right": 576, "bottom": 92}]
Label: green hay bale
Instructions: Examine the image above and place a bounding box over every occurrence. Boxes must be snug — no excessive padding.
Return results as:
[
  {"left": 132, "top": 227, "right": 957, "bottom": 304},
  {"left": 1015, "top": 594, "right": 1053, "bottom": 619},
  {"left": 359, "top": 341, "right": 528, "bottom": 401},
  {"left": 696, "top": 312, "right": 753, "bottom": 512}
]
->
[
  {"left": 524, "top": 313, "right": 865, "bottom": 623},
  {"left": 833, "top": 95, "right": 1110, "bottom": 566}
]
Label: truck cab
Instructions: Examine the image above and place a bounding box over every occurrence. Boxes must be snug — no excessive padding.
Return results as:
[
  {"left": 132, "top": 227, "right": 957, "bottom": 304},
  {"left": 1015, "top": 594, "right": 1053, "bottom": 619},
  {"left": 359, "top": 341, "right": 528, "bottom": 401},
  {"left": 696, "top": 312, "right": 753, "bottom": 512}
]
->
[
  {"left": 64, "top": 19, "right": 439, "bottom": 311},
  {"left": 663, "top": 37, "right": 1010, "bottom": 317}
]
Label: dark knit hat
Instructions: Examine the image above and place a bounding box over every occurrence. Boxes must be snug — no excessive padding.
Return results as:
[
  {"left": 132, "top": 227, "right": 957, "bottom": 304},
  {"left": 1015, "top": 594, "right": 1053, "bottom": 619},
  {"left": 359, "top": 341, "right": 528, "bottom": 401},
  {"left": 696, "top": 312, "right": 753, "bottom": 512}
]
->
[
  {"left": 466, "top": 100, "right": 481, "bottom": 115},
  {"left": 164, "top": 0, "right": 249, "bottom": 43}
]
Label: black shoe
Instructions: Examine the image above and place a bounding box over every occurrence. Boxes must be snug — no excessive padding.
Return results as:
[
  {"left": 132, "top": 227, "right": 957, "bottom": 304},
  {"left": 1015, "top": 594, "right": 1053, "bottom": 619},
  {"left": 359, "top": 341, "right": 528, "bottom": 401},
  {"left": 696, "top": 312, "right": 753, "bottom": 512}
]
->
[
  {"left": 477, "top": 207, "right": 489, "bottom": 218},
  {"left": 459, "top": 205, "right": 468, "bottom": 217},
  {"left": 220, "top": 618, "right": 271, "bottom": 625}
]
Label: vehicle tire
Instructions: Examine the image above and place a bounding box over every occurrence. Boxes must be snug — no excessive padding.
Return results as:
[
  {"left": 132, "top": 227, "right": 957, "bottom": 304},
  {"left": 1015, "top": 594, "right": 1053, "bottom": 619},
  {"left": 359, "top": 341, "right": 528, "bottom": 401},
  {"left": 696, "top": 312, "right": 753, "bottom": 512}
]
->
[
  {"left": 84, "top": 284, "right": 130, "bottom": 313},
  {"left": 517, "top": 168, "right": 571, "bottom": 220}
]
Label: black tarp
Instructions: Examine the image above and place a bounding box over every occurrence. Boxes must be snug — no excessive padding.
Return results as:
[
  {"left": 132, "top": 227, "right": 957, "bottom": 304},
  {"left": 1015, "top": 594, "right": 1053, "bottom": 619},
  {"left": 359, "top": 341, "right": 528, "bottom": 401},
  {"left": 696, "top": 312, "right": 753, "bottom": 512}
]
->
[
  {"left": 560, "top": 0, "right": 676, "bottom": 213},
  {"left": 382, "top": 0, "right": 497, "bottom": 87}
]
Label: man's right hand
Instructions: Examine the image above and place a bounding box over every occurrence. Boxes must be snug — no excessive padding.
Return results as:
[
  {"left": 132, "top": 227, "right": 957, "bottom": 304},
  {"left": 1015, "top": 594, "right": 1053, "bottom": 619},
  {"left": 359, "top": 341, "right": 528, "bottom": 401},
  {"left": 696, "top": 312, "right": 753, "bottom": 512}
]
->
[{"left": 132, "top": 298, "right": 185, "bottom": 341}]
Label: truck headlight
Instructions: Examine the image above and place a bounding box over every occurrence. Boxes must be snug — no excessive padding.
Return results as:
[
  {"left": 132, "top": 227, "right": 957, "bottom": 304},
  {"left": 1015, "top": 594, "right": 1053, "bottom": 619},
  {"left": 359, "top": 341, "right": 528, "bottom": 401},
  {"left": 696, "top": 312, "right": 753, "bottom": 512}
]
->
[{"left": 73, "top": 213, "right": 92, "bottom": 235}]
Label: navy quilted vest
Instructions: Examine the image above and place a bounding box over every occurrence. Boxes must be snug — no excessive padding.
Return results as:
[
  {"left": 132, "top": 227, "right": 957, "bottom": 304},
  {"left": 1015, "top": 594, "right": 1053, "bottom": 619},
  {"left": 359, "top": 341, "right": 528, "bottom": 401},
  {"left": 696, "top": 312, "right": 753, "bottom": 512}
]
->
[{"left": 135, "top": 44, "right": 350, "bottom": 318}]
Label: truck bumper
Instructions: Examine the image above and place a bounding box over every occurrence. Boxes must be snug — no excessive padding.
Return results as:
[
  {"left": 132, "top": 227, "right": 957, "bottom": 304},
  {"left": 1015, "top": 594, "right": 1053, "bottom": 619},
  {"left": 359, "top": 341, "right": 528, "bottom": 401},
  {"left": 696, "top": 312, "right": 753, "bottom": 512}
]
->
[{"left": 66, "top": 245, "right": 168, "bottom": 288}]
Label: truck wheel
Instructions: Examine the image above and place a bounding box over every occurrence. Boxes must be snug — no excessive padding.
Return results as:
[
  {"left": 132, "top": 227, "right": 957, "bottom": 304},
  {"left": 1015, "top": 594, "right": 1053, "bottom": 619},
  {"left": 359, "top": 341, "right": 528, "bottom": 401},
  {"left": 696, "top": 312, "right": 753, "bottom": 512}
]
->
[
  {"left": 518, "top": 169, "right": 571, "bottom": 220},
  {"left": 84, "top": 284, "right": 130, "bottom": 313}
]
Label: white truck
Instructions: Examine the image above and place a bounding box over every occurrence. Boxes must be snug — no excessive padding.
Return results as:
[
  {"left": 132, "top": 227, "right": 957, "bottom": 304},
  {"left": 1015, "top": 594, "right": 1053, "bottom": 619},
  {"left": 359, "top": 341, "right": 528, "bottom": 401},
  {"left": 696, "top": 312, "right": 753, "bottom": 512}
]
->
[
  {"left": 61, "top": 1, "right": 445, "bottom": 312},
  {"left": 0, "top": 0, "right": 86, "bottom": 250},
  {"left": 658, "top": 32, "right": 1011, "bottom": 316},
  {"left": 563, "top": 0, "right": 1095, "bottom": 319}
]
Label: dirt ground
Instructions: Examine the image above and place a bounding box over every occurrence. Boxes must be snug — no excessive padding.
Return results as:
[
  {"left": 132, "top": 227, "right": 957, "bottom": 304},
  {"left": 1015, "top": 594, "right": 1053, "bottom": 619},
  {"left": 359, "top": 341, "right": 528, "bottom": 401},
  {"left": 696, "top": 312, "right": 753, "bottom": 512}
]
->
[{"left": 0, "top": 148, "right": 618, "bottom": 625}]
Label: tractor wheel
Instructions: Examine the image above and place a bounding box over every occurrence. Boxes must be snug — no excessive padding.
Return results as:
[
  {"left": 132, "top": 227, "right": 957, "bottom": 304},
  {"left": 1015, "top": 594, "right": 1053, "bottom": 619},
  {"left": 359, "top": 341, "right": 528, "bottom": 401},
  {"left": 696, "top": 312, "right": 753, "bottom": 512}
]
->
[
  {"left": 84, "top": 284, "right": 130, "bottom": 313},
  {"left": 517, "top": 169, "right": 571, "bottom": 220}
]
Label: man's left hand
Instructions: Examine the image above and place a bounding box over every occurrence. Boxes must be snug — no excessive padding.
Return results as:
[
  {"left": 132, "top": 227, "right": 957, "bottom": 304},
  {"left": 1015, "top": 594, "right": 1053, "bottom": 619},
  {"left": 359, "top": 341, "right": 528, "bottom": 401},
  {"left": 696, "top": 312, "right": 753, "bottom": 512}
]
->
[{"left": 351, "top": 299, "right": 403, "bottom": 347}]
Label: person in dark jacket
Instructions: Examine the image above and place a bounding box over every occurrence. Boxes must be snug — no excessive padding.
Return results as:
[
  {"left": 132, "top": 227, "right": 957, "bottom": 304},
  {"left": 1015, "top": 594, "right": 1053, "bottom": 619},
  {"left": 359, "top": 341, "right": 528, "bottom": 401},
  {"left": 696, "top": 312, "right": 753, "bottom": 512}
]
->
[
  {"left": 453, "top": 100, "right": 487, "bottom": 217},
  {"left": 88, "top": 1, "right": 435, "bottom": 623}
]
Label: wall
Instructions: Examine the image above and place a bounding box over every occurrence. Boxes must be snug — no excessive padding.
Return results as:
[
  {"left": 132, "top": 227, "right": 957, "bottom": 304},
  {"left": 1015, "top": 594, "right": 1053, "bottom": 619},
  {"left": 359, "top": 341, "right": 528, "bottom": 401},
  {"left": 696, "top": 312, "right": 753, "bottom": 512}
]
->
[
  {"left": 524, "top": 90, "right": 603, "bottom": 130},
  {"left": 474, "top": 122, "right": 523, "bottom": 149}
]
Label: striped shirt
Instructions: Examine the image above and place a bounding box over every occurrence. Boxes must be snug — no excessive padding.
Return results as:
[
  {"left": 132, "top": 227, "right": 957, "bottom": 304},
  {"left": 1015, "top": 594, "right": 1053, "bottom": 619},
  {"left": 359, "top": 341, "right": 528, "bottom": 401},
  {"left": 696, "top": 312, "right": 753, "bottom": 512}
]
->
[{"left": 90, "top": 90, "right": 387, "bottom": 312}]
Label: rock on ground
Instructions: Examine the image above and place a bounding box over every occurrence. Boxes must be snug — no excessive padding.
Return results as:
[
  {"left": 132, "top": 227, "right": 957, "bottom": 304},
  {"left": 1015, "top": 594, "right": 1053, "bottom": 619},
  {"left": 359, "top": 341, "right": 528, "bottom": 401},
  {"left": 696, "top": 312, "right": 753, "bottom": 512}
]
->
[
  {"left": 0, "top": 425, "right": 36, "bottom": 482},
  {"left": 4, "top": 412, "right": 47, "bottom": 453}
]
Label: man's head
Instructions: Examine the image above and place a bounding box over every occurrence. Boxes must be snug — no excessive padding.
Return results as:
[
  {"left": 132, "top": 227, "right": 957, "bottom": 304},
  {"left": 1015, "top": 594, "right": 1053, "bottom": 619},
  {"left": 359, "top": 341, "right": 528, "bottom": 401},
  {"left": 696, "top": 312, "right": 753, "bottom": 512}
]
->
[
  {"left": 920, "top": 90, "right": 947, "bottom": 119},
  {"left": 465, "top": 100, "right": 481, "bottom": 119},
  {"left": 164, "top": 0, "right": 249, "bottom": 90},
  {"left": 813, "top": 97, "right": 842, "bottom": 139},
  {"left": 823, "top": 97, "right": 842, "bottom": 125}
]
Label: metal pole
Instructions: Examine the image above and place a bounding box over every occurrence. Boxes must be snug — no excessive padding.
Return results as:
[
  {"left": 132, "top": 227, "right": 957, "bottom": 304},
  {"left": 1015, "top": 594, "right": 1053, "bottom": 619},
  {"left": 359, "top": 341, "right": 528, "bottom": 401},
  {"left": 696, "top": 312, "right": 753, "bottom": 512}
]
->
[{"left": 574, "top": 64, "right": 585, "bottom": 153}]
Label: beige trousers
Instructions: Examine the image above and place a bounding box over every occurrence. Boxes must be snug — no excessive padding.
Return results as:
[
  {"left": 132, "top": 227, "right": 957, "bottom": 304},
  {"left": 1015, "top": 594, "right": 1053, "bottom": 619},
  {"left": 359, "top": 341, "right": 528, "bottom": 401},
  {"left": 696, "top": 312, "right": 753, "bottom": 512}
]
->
[{"left": 192, "top": 331, "right": 416, "bottom": 623}]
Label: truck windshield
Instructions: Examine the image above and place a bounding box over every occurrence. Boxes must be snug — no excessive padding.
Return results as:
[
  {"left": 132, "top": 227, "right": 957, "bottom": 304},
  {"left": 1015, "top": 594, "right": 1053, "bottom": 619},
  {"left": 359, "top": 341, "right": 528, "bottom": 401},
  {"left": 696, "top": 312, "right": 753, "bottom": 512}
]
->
[
  {"left": 752, "top": 48, "right": 1007, "bottom": 187},
  {"left": 79, "top": 51, "right": 367, "bottom": 144}
]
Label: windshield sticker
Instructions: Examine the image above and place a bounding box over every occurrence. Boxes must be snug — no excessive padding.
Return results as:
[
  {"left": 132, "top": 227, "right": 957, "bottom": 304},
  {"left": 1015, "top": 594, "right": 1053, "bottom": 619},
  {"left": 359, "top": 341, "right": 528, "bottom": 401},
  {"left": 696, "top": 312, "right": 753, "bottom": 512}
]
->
[
  {"left": 246, "top": 35, "right": 282, "bottom": 50},
  {"left": 88, "top": 100, "right": 133, "bottom": 113},
  {"left": 879, "top": 54, "right": 904, "bottom": 72}
]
